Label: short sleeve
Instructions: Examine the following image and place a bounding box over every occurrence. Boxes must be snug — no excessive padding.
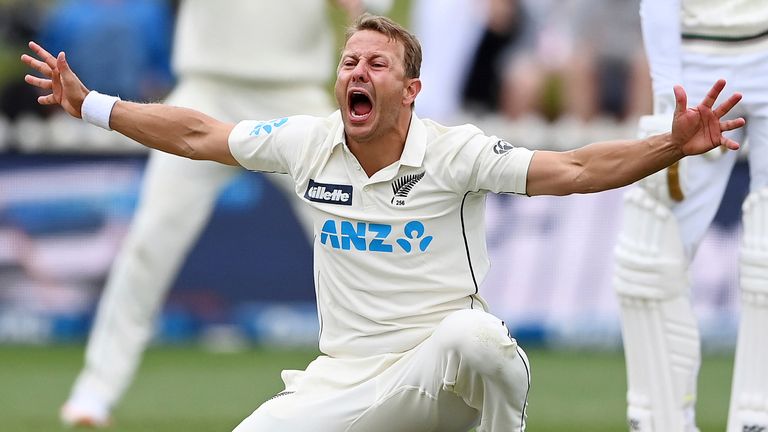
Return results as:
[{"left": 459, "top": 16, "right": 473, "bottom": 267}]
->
[
  {"left": 463, "top": 135, "right": 534, "bottom": 194},
  {"left": 228, "top": 115, "right": 320, "bottom": 175}
]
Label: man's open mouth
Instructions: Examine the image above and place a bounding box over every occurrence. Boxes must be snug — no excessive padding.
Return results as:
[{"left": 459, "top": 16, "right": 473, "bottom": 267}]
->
[{"left": 349, "top": 91, "right": 373, "bottom": 121}]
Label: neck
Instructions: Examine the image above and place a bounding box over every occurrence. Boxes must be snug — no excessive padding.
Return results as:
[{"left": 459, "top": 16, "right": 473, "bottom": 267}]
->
[{"left": 347, "top": 114, "right": 412, "bottom": 177}]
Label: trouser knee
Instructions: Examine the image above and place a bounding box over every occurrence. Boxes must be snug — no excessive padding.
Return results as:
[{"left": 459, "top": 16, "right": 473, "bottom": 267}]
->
[{"left": 433, "top": 310, "right": 522, "bottom": 379}]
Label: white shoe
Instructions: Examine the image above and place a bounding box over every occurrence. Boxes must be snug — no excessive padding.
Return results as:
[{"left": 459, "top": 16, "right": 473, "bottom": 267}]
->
[{"left": 60, "top": 395, "right": 111, "bottom": 428}]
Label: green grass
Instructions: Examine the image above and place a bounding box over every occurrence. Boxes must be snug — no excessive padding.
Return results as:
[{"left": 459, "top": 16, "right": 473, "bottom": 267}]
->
[{"left": 0, "top": 345, "right": 733, "bottom": 431}]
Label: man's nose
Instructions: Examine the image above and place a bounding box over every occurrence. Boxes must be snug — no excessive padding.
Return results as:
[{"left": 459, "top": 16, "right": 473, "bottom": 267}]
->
[{"left": 352, "top": 63, "right": 369, "bottom": 82}]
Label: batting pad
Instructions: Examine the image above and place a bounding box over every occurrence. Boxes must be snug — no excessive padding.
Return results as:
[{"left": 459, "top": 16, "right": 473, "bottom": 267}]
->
[
  {"left": 728, "top": 189, "right": 768, "bottom": 432},
  {"left": 614, "top": 187, "right": 700, "bottom": 432}
]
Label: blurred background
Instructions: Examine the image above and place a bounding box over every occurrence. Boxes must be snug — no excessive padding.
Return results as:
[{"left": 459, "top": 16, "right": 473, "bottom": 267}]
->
[{"left": 0, "top": 0, "right": 744, "bottom": 430}]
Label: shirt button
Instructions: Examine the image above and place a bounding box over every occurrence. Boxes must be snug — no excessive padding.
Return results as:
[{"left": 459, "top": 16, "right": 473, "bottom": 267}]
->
[{"left": 363, "top": 186, "right": 370, "bottom": 192}]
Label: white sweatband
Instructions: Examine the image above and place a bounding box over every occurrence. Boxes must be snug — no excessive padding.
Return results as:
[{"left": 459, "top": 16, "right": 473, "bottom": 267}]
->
[{"left": 81, "top": 91, "right": 120, "bottom": 130}]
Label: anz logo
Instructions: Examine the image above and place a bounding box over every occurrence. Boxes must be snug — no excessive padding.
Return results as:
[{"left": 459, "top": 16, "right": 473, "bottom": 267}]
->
[
  {"left": 249, "top": 117, "right": 288, "bottom": 136},
  {"left": 320, "top": 220, "right": 433, "bottom": 253}
]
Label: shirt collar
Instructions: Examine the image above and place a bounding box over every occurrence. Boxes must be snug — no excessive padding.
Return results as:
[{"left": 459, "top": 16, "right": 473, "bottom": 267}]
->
[{"left": 331, "top": 111, "right": 427, "bottom": 168}]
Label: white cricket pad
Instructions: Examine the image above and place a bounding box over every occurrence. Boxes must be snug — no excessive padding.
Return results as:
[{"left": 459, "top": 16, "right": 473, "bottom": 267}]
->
[
  {"left": 614, "top": 187, "right": 700, "bottom": 432},
  {"left": 728, "top": 189, "right": 768, "bottom": 432}
]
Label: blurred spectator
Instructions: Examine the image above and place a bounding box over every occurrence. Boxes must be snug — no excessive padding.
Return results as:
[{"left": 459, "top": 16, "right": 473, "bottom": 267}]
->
[
  {"left": 39, "top": 0, "right": 174, "bottom": 103},
  {"left": 499, "top": 0, "right": 578, "bottom": 120},
  {"left": 415, "top": 0, "right": 649, "bottom": 123},
  {"left": 411, "top": 0, "right": 486, "bottom": 123},
  {"left": 461, "top": 0, "right": 535, "bottom": 114},
  {"left": 0, "top": 0, "right": 49, "bottom": 120},
  {"left": 561, "top": 0, "right": 651, "bottom": 121},
  {"left": 412, "top": 0, "right": 570, "bottom": 122},
  {"left": 413, "top": 0, "right": 540, "bottom": 120}
]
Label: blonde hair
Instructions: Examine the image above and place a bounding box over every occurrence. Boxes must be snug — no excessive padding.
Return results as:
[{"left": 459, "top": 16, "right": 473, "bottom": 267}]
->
[{"left": 345, "top": 14, "right": 422, "bottom": 79}]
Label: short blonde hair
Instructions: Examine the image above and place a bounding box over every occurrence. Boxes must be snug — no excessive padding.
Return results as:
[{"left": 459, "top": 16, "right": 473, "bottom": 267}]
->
[{"left": 345, "top": 14, "right": 422, "bottom": 79}]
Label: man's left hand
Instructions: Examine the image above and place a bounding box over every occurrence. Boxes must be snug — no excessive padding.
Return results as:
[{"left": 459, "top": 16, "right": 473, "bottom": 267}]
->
[{"left": 671, "top": 79, "right": 745, "bottom": 157}]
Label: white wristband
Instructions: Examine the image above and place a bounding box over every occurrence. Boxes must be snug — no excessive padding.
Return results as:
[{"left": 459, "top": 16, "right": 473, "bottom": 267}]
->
[{"left": 81, "top": 91, "right": 120, "bottom": 130}]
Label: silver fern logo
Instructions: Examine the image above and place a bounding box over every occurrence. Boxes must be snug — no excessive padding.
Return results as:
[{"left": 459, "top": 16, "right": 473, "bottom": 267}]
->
[{"left": 391, "top": 171, "right": 425, "bottom": 206}]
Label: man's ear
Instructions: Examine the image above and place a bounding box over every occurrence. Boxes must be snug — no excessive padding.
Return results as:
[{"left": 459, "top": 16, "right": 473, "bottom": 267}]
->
[{"left": 403, "top": 78, "right": 421, "bottom": 106}]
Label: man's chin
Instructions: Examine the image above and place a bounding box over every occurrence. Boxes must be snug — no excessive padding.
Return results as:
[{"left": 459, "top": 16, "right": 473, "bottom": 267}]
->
[{"left": 344, "top": 125, "right": 375, "bottom": 143}]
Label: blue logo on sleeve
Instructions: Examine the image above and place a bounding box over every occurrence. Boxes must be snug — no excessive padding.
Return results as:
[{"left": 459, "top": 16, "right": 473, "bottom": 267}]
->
[
  {"left": 249, "top": 117, "right": 289, "bottom": 136},
  {"left": 319, "top": 219, "right": 432, "bottom": 253}
]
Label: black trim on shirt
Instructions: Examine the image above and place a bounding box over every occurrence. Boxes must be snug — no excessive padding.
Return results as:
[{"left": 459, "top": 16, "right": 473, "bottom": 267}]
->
[
  {"left": 460, "top": 192, "right": 479, "bottom": 309},
  {"left": 517, "top": 345, "right": 531, "bottom": 432},
  {"left": 682, "top": 27, "right": 768, "bottom": 43}
]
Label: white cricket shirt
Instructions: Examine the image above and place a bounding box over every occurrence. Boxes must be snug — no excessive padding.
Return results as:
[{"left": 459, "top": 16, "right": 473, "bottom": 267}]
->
[
  {"left": 641, "top": 0, "right": 768, "bottom": 112},
  {"left": 229, "top": 112, "right": 533, "bottom": 358},
  {"left": 172, "top": 0, "right": 334, "bottom": 84},
  {"left": 682, "top": 0, "right": 768, "bottom": 43}
]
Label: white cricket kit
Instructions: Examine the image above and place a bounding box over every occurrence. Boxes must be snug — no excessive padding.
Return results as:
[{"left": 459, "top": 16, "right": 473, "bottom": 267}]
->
[
  {"left": 228, "top": 112, "right": 533, "bottom": 431},
  {"left": 63, "top": 0, "right": 341, "bottom": 419},
  {"left": 682, "top": 0, "right": 768, "bottom": 49},
  {"left": 230, "top": 112, "right": 531, "bottom": 357},
  {"left": 173, "top": 0, "right": 334, "bottom": 84},
  {"left": 618, "top": 1, "right": 768, "bottom": 432}
]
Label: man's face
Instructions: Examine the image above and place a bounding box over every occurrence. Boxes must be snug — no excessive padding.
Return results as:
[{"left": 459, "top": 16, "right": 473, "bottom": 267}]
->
[{"left": 334, "top": 30, "right": 417, "bottom": 143}]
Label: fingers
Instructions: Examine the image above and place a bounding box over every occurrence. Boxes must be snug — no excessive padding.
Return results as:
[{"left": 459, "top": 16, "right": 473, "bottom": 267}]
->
[
  {"left": 720, "top": 117, "right": 746, "bottom": 132},
  {"left": 27, "top": 41, "right": 58, "bottom": 71},
  {"left": 713, "top": 92, "right": 743, "bottom": 118},
  {"left": 57, "top": 52, "right": 69, "bottom": 71},
  {"left": 718, "top": 116, "right": 745, "bottom": 150},
  {"left": 700, "top": 79, "right": 726, "bottom": 108},
  {"left": 24, "top": 74, "right": 52, "bottom": 90},
  {"left": 57, "top": 52, "right": 76, "bottom": 84},
  {"left": 37, "top": 93, "right": 59, "bottom": 105},
  {"left": 20, "top": 54, "right": 53, "bottom": 77},
  {"left": 673, "top": 85, "right": 687, "bottom": 118},
  {"left": 720, "top": 136, "right": 741, "bottom": 151}
]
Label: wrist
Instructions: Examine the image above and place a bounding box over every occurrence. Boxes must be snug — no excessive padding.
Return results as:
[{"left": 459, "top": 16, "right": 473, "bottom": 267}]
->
[
  {"left": 662, "top": 132, "right": 686, "bottom": 160},
  {"left": 81, "top": 91, "right": 120, "bottom": 130}
]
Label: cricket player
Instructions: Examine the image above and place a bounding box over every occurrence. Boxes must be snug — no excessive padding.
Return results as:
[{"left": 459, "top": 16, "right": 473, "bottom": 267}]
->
[
  {"left": 56, "top": 0, "right": 391, "bottom": 427},
  {"left": 613, "top": 1, "right": 768, "bottom": 430},
  {"left": 23, "top": 14, "right": 744, "bottom": 432}
]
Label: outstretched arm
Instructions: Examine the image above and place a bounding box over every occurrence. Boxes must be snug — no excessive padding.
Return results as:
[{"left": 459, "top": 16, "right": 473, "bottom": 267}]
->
[
  {"left": 21, "top": 41, "right": 238, "bottom": 166},
  {"left": 525, "top": 79, "right": 745, "bottom": 196}
]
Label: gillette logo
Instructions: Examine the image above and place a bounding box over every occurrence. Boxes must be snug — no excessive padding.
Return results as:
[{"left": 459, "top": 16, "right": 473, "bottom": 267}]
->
[{"left": 304, "top": 180, "right": 353, "bottom": 206}]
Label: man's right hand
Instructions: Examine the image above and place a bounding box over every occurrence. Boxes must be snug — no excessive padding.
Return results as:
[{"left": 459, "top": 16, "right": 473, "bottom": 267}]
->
[{"left": 21, "top": 41, "right": 89, "bottom": 119}]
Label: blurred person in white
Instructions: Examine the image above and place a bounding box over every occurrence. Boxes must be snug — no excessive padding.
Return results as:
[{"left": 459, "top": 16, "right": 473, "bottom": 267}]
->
[
  {"left": 562, "top": 0, "right": 651, "bottom": 122},
  {"left": 57, "top": 0, "right": 392, "bottom": 427},
  {"left": 410, "top": 0, "right": 486, "bottom": 123},
  {"left": 612, "top": 0, "right": 768, "bottom": 431},
  {"left": 413, "top": 0, "right": 559, "bottom": 122},
  {"left": 23, "top": 11, "right": 745, "bottom": 429}
]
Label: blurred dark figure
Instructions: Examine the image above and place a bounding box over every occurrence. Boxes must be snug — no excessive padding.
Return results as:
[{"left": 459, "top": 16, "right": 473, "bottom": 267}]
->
[
  {"left": 461, "top": 0, "right": 533, "bottom": 114},
  {"left": 0, "top": 0, "right": 49, "bottom": 120},
  {"left": 563, "top": 0, "right": 650, "bottom": 121}
]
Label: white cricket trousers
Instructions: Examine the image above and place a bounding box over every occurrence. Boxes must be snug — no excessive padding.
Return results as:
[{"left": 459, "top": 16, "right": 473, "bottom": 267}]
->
[
  {"left": 233, "top": 309, "right": 531, "bottom": 432},
  {"left": 68, "top": 75, "right": 333, "bottom": 407},
  {"left": 669, "top": 48, "right": 768, "bottom": 256}
]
